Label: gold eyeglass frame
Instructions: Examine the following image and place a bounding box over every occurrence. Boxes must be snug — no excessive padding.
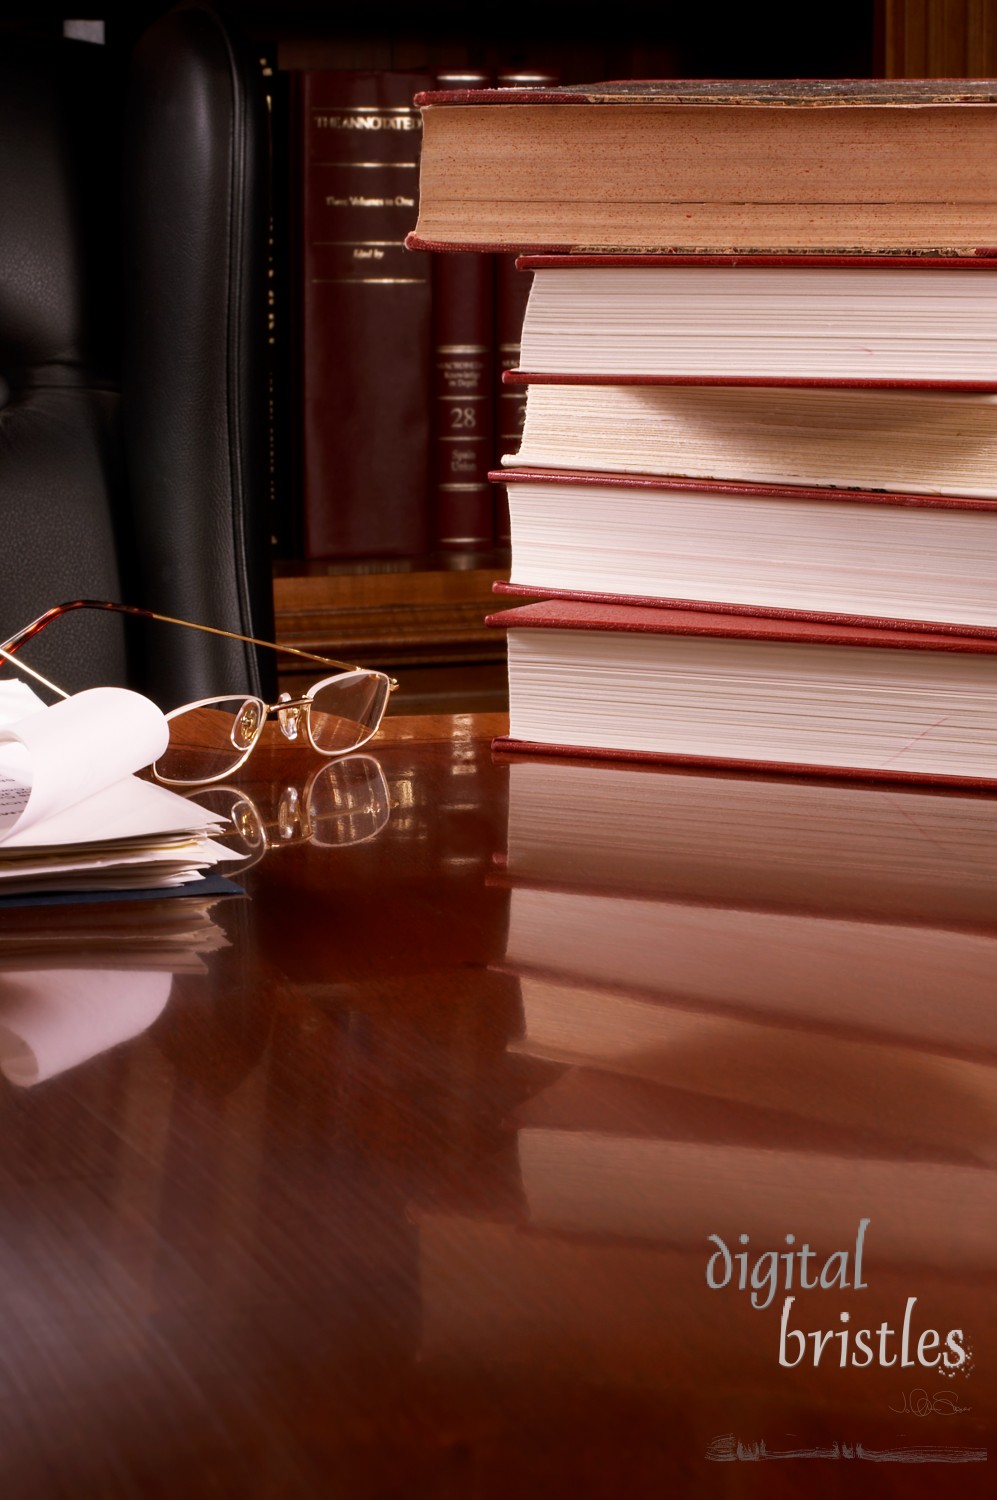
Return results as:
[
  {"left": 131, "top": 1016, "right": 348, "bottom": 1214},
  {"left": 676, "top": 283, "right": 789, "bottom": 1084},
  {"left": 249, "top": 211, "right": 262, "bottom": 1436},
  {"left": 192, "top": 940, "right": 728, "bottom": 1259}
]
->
[{"left": 0, "top": 599, "right": 399, "bottom": 786}]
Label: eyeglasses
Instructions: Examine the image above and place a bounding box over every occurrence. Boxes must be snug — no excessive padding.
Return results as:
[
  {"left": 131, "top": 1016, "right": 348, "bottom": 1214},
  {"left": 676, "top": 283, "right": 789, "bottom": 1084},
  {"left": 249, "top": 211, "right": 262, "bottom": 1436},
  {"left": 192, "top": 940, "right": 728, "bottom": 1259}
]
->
[{"left": 0, "top": 599, "right": 398, "bottom": 786}]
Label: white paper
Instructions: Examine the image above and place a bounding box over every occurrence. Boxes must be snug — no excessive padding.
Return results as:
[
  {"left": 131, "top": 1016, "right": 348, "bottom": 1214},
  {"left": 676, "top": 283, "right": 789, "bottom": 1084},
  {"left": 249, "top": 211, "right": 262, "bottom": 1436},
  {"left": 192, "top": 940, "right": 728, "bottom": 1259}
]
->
[
  {"left": 0, "top": 680, "right": 233, "bottom": 891},
  {"left": 0, "top": 686, "right": 169, "bottom": 841},
  {"left": 0, "top": 773, "right": 227, "bottom": 851}
]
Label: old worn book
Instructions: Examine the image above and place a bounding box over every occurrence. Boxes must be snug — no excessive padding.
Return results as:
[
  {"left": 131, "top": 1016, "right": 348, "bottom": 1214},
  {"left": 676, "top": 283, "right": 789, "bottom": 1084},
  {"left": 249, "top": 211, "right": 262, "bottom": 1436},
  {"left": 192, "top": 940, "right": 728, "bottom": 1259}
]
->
[
  {"left": 406, "top": 78, "right": 997, "bottom": 255},
  {"left": 509, "top": 255, "right": 997, "bottom": 386},
  {"left": 494, "top": 468, "right": 997, "bottom": 633},
  {"left": 505, "top": 381, "right": 997, "bottom": 498},
  {"left": 488, "top": 599, "right": 997, "bottom": 786}
]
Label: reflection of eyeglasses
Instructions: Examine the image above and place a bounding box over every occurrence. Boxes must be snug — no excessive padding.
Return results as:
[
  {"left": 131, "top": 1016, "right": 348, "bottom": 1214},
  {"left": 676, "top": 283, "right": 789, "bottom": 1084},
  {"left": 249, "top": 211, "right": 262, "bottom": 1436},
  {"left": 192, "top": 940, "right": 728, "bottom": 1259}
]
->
[
  {"left": 186, "top": 756, "right": 392, "bottom": 872},
  {"left": 0, "top": 599, "right": 399, "bottom": 786}
]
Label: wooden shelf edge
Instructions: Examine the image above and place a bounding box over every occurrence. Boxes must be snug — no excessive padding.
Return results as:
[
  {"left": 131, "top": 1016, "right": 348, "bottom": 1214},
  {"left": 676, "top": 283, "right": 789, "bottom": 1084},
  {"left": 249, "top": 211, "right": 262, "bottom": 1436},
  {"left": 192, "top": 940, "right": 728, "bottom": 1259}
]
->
[{"left": 273, "top": 565, "right": 512, "bottom": 668}]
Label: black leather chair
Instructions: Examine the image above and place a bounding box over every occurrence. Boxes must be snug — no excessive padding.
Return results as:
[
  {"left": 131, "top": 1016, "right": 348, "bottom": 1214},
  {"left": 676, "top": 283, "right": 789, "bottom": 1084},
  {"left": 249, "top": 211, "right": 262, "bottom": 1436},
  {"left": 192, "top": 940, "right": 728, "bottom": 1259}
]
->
[{"left": 0, "top": 2, "right": 276, "bottom": 708}]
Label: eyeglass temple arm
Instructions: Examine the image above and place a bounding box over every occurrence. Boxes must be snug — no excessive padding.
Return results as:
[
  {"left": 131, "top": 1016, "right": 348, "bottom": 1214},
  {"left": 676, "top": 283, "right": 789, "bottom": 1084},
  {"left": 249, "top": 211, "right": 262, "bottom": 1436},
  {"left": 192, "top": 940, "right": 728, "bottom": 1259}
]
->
[
  {"left": 0, "top": 601, "right": 398, "bottom": 690},
  {"left": 0, "top": 644, "right": 71, "bottom": 699}
]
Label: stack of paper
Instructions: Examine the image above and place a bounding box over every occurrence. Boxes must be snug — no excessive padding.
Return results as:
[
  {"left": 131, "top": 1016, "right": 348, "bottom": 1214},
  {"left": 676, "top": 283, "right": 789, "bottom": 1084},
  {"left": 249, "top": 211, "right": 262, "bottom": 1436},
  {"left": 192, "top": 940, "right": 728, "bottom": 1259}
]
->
[{"left": 0, "top": 680, "right": 235, "bottom": 897}]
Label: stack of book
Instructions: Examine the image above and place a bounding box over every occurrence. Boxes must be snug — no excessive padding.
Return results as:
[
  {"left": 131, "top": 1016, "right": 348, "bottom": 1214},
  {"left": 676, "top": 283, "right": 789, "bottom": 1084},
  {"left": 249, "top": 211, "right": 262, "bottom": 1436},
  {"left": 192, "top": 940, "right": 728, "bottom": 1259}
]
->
[{"left": 408, "top": 77, "right": 997, "bottom": 786}]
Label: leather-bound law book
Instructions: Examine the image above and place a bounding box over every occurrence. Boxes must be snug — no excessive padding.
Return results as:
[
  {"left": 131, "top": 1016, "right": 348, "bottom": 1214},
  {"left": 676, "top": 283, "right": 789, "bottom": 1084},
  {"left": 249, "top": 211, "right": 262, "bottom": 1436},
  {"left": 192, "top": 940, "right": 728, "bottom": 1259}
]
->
[
  {"left": 429, "top": 71, "right": 494, "bottom": 551},
  {"left": 486, "top": 598, "right": 997, "bottom": 786},
  {"left": 293, "top": 69, "right": 433, "bottom": 559}
]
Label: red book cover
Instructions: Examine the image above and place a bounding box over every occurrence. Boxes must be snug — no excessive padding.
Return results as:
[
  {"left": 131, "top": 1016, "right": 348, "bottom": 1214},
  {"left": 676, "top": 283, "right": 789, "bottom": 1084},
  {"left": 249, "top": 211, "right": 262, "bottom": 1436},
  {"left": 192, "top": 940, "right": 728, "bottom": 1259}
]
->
[
  {"left": 491, "top": 466, "right": 997, "bottom": 638},
  {"left": 486, "top": 596, "right": 997, "bottom": 654},
  {"left": 485, "top": 597, "right": 995, "bottom": 792},
  {"left": 294, "top": 70, "right": 433, "bottom": 559}
]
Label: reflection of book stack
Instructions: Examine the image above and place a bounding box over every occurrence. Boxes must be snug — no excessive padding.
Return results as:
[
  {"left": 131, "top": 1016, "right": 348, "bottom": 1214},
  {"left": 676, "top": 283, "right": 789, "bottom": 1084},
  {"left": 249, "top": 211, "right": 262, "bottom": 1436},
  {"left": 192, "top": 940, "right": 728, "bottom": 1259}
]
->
[
  {"left": 494, "top": 760, "right": 997, "bottom": 1063},
  {"left": 500, "top": 884, "right": 997, "bottom": 1059},
  {"left": 499, "top": 757, "right": 995, "bottom": 1243},
  {"left": 410, "top": 752, "right": 996, "bottom": 1413},
  {"left": 416, "top": 1005, "right": 994, "bottom": 1412},
  {"left": 510, "top": 1062, "right": 997, "bottom": 1261},
  {"left": 498, "top": 756, "right": 997, "bottom": 927},
  {"left": 414, "top": 1081, "right": 992, "bottom": 1431}
]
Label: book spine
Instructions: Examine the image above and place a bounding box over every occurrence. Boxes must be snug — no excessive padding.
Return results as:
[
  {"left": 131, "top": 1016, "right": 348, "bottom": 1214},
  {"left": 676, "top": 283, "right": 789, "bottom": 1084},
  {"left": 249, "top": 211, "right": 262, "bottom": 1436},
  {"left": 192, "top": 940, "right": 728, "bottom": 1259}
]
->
[
  {"left": 493, "top": 259, "right": 532, "bottom": 545},
  {"left": 430, "top": 71, "right": 494, "bottom": 551},
  {"left": 295, "top": 70, "right": 433, "bottom": 560},
  {"left": 260, "top": 47, "right": 299, "bottom": 561},
  {"left": 491, "top": 71, "right": 558, "bottom": 545}
]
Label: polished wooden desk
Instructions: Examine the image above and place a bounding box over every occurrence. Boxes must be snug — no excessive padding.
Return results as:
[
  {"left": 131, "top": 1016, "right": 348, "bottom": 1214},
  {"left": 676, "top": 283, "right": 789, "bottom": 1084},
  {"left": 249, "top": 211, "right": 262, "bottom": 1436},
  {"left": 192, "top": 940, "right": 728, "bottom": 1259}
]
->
[{"left": 0, "top": 714, "right": 992, "bottom": 1499}]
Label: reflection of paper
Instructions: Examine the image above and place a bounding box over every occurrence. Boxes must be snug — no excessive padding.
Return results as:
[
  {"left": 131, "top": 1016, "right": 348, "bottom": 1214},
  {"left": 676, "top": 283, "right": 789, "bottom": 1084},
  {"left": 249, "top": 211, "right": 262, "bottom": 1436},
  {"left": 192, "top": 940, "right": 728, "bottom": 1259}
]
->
[
  {"left": 0, "top": 686, "right": 169, "bottom": 842},
  {"left": 0, "top": 968, "right": 173, "bottom": 1085}
]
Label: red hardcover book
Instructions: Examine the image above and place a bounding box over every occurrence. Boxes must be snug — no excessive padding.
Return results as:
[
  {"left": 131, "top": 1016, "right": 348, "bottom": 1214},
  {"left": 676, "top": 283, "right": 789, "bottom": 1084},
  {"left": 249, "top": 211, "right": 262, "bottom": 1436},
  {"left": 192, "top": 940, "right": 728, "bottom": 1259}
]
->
[
  {"left": 430, "top": 71, "right": 494, "bottom": 551},
  {"left": 506, "top": 255, "right": 997, "bottom": 389},
  {"left": 492, "top": 467, "right": 997, "bottom": 636},
  {"left": 294, "top": 70, "right": 433, "bottom": 559},
  {"left": 486, "top": 598, "right": 997, "bottom": 786},
  {"left": 405, "top": 78, "right": 997, "bottom": 257}
]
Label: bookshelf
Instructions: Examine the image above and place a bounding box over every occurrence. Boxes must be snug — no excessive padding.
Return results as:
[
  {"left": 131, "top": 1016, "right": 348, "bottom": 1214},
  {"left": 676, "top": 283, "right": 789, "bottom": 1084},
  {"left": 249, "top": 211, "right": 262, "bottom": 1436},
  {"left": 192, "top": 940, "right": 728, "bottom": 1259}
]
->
[
  {"left": 12, "top": 1, "right": 994, "bottom": 710},
  {"left": 259, "top": 1, "right": 878, "bottom": 711}
]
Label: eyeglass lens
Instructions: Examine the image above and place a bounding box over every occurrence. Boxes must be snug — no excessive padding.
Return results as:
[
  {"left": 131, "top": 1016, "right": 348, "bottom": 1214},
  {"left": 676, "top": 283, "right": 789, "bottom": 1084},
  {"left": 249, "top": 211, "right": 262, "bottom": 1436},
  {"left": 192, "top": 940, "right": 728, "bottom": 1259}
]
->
[
  {"left": 154, "top": 698, "right": 266, "bottom": 784},
  {"left": 307, "top": 672, "right": 391, "bottom": 754}
]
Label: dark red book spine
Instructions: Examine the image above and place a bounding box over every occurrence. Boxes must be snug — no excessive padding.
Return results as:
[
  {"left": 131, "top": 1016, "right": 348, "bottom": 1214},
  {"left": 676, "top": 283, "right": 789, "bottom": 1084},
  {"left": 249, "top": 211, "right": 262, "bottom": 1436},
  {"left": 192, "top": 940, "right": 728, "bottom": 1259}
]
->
[
  {"left": 295, "top": 70, "right": 433, "bottom": 559},
  {"left": 430, "top": 72, "right": 494, "bottom": 550}
]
